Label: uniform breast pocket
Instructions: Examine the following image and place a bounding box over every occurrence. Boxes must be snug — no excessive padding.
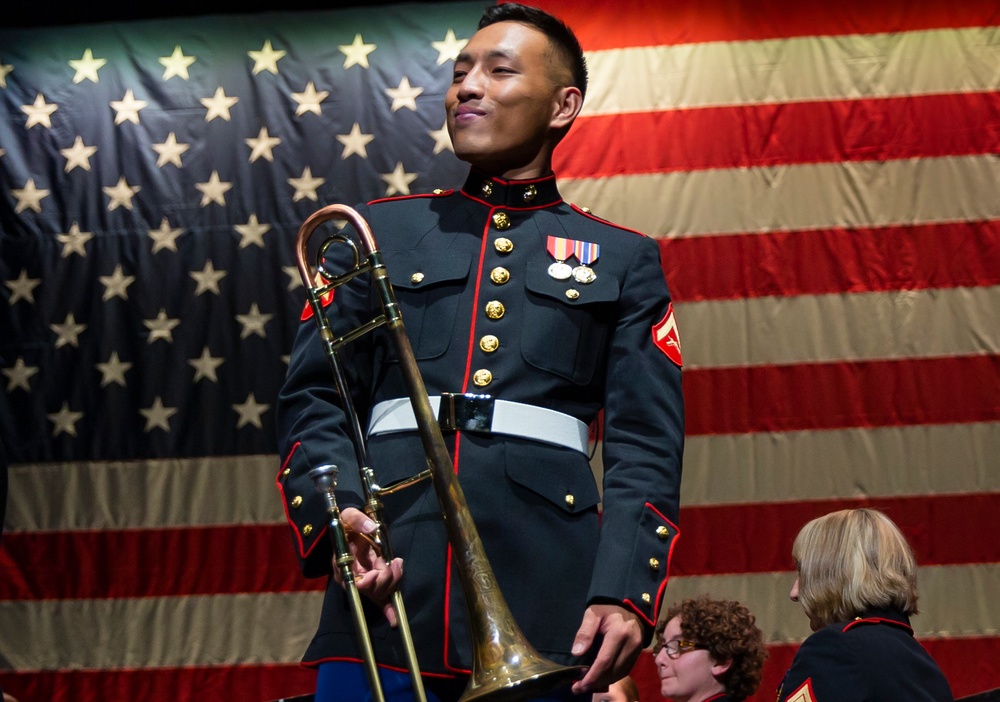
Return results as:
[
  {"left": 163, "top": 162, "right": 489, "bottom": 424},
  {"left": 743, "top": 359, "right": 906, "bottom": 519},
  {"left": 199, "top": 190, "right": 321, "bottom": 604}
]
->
[
  {"left": 382, "top": 249, "right": 472, "bottom": 360},
  {"left": 521, "top": 266, "right": 620, "bottom": 384}
]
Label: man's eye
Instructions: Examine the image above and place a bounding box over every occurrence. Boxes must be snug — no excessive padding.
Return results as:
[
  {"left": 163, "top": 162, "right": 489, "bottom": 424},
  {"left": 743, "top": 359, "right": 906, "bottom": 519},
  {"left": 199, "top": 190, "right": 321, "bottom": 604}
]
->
[{"left": 452, "top": 71, "right": 467, "bottom": 82}]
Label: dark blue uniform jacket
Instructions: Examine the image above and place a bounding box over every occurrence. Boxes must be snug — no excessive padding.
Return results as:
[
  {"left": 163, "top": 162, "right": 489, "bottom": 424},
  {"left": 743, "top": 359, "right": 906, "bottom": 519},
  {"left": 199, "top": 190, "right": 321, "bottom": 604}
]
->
[
  {"left": 276, "top": 172, "right": 684, "bottom": 676},
  {"left": 777, "top": 608, "right": 954, "bottom": 701}
]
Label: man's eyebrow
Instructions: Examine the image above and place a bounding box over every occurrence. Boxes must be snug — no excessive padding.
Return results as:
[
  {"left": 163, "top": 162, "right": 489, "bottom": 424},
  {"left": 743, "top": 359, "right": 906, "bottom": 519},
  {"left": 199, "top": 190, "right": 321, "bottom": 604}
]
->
[{"left": 455, "top": 48, "right": 518, "bottom": 64}]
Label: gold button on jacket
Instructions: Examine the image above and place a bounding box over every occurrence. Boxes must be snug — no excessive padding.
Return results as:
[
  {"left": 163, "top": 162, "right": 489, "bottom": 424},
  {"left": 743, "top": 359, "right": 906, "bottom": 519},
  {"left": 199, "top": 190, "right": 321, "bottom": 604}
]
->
[
  {"left": 473, "top": 369, "right": 493, "bottom": 386},
  {"left": 492, "top": 212, "right": 511, "bottom": 230},
  {"left": 485, "top": 300, "right": 505, "bottom": 319},
  {"left": 494, "top": 237, "right": 513, "bottom": 253},
  {"left": 479, "top": 335, "right": 499, "bottom": 353},
  {"left": 490, "top": 267, "right": 510, "bottom": 285}
]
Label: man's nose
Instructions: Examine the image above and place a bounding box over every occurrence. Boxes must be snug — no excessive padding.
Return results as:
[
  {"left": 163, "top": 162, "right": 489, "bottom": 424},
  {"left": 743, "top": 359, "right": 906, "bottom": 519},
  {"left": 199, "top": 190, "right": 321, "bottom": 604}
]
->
[{"left": 457, "top": 65, "right": 486, "bottom": 99}]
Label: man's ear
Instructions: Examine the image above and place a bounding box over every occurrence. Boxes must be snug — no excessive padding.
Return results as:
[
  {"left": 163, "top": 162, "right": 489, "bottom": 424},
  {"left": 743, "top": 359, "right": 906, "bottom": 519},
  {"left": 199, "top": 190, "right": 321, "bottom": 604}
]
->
[{"left": 551, "top": 86, "right": 583, "bottom": 130}]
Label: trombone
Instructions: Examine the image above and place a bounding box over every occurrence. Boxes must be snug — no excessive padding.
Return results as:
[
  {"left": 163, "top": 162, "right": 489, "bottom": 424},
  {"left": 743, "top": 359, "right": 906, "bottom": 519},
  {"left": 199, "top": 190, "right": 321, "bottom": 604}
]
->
[{"left": 294, "top": 204, "right": 584, "bottom": 701}]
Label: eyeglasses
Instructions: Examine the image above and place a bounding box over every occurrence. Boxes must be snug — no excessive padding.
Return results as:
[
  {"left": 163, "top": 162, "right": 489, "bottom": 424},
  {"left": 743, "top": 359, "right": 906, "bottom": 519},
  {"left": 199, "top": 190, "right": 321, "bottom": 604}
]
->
[{"left": 654, "top": 638, "right": 705, "bottom": 659}]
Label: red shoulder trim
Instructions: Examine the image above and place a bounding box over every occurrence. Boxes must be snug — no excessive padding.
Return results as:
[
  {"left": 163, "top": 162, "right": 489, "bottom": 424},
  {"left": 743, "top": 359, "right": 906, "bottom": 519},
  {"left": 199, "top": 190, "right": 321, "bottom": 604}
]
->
[
  {"left": 842, "top": 616, "right": 914, "bottom": 635},
  {"left": 367, "top": 190, "right": 452, "bottom": 206},
  {"left": 570, "top": 203, "right": 647, "bottom": 237}
]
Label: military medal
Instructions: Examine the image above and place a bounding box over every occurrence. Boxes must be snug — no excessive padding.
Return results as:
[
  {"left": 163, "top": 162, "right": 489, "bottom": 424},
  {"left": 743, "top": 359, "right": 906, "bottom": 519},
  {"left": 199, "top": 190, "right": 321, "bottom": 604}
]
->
[
  {"left": 572, "top": 239, "right": 600, "bottom": 284},
  {"left": 546, "top": 236, "right": 574, "bottom": 280}
]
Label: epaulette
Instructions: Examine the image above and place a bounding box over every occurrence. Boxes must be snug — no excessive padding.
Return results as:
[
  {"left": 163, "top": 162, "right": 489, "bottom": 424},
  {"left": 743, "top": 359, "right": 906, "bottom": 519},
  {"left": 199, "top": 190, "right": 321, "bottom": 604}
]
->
[
  {"left": 570, "top": 203, "right": 647, "bottom": 237},
  {"left": 841, "top": 616, "right": 913, "bottom": 634},
  {"left": 367, "top": 189, "right": 453, "bottom": 206}
]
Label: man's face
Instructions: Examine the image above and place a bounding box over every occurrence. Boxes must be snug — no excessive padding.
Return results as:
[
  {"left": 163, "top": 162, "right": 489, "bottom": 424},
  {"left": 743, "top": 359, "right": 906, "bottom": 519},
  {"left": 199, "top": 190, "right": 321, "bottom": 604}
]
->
[{"left": 446, "top": 20, "right": 570, "bottom": 178}]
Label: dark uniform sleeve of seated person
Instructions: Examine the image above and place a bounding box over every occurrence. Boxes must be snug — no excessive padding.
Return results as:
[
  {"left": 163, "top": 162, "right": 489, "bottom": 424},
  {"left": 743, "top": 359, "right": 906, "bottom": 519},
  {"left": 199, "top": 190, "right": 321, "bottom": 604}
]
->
[{"left": 777, "top": 608, "right": 955, "bottom": 702}]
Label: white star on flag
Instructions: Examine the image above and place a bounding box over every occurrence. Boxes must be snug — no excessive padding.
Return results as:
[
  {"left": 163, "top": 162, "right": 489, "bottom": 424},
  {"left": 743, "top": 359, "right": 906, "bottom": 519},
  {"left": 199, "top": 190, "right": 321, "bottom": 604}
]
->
[
  {"left": 3, "top": 358, "right": 39, "bottom": 392},
  {"left": 11, "top": 179, "right": 50, "bottom": 214},
  {"left": 428, "top": 120, "right": 454, "bottom": 154},
  {"left": 159, "top": 45, "right": 196, "bottom": 80},
  {"left": 48, "top": 402, "right": 84, "bottom": 437},
  {"left": 148, "top": 217, "right": 184, "bottom": 253},
  {"left": 190, "top": 261, "right": 227, "bottom": 295},
  {"left": 381, "top": 162, "right": 418, "bottom": 196},
  {"left": 110, "top": 89, "right": 148, "bottom": 125},
  {"left": 386, "top": 77, "right": 424, "bottom": 112},
  {"left": 248, "top": 40, "right": 286, "bottom": 75},
  {"left": 99, "top": 264, "right": 136, "bottom": 301},
  {"left": 288, "top": 167, "right": 325, "bottom": 202},
  {"left": 431, "top": 29, "right": 467, "bottom": 64},
  {"left": 291, "top": 81, "right": 329, "bottom": 116},
  {"left": 143, "top": 309, "right": 180, "bottom": 343},
  {"left": 196, "top": 171, "right": 233, "bottom": 206},
  {"left": 103, "top": 177, "right": 141, "bottom": 211},
  {"left": 201, "top": 87, "right": 239, "bottom": 121},
  {"left": 51, "top": 313, "right": 87, "bottom": 349},
  {"left": 152, "top": 132, "right": 190, "bottom": 167},
  {"left": 234, "top": 214, "right": 271, "bottom": 248},
  {"left": 245, "top": 127, "right": 282, "bottom": 163},
  {"left": 282, "top": 265, "right": 302, "bottom": 291},
  {"left": 96, "top": 352, "right": 133, "bottom": 387},
  {"left": 339, "top": 33, "right": 376, "bottom": 69},
  {"left": 21, "top": 93, "right": 58, "bottom": 129},
  {"left": 233, "top": 393, "right": 270, "bottom": 429},
  {"left": 236, "top": 303, "right": 273, "bottom": 339},
  {"left": 140, "top": 397, "right": 177, "bottom": 433},
  {"left": 60, "top": 136, "right": 98, "bottom": 172},
  {"left": 189, "top": 347, "right": 224, "bottom": 382},
  {"left": 5, "top": 269, "right": 41, "bottom": 304},
  {"left": 56, "top": 223, "right": 94, "bottom": 258},
  {"left": 337, "top": 122, "right": 375, "bottom": 159},
  {"left": 69, "top": 49, "right": 107, "bottom": 83}
]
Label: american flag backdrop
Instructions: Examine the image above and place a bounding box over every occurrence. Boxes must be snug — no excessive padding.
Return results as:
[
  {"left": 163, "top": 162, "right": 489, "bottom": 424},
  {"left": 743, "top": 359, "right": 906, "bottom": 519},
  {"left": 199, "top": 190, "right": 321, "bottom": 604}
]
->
[{"left": 1, "top": 1, "right": 999, "bottom": 701}]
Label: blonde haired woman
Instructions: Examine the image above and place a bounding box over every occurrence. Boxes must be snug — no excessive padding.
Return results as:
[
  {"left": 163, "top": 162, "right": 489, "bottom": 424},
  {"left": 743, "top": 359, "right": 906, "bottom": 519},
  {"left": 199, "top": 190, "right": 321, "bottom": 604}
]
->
[{"left": 777, "top": 508, "right": 953, "bottom": 701}]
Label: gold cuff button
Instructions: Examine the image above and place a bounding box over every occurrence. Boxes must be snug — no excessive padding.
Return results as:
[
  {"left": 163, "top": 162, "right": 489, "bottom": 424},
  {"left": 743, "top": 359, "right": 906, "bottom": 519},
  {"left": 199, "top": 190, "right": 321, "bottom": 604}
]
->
[
  {"left": 656, "top": 525, "right": 670, "bottom": 540},
  {"left": 433, "top": 188, "right": 444, "bottom": 194},
  {"left": 565, "top": 289, "right": 580, "bottom": 300},
  {"left": 495, "top": 237, "right": 514, "bottom": 254},
  {"left": 291, "top": 496, "right": 303, "bottom": 508},
  {"left": 482, "top": 181, "right": 493, "bottom": 197},
  {"left": 565, "top": 494, "right": 575, "bottom": 507},
  {"left": 649, "top": 557, "right": 660, "bottom": 570},
  {"left": 492, "top": 212, "right": 511, "bottom": 230},
  {"left": 641, "top": 592, "right": 651, "bottom": 604},
  {"left": 282, "top": 467, "right": 291, "bottom": 477},
  {"left": 523, "top": 184, "right": 537, "bottom": 202},
  {"left": 302, "top": 524, "right": 313, "bottom": 536},
  {"left": 485, "top": 300, "right": 505, "bottom": 319},
  {"left": 490, "top": 267, "right": 510, "bottom": 285},
  {"left": 480, "top": 335, "right": 499, "bottom": 353},
  {"left": 410, "top": 272, "right": 425, "bottom": 284},
  {"left": 473, "top": 369, "right": 493, "bottom": 386}
]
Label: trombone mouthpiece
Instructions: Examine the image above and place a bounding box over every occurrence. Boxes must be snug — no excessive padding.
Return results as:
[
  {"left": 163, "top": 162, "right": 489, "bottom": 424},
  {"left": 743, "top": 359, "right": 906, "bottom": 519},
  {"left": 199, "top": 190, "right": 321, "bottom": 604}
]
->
[{"left": 308, "top": 464, "right": 340, "bottom": 494}]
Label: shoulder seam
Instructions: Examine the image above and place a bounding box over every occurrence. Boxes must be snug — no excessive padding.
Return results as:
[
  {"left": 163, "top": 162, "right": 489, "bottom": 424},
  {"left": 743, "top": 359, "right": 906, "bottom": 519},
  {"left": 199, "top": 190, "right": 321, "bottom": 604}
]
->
[{"left": 570, "top": 203, "right": 647, "bottom": 237}]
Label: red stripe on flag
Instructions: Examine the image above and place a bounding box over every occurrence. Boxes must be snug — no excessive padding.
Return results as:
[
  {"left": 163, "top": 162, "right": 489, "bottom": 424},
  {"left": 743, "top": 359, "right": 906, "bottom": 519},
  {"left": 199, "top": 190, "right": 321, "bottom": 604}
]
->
[
  {"left": 0, "top": 664, "right": 316, "bottom": 702},
  {"left": 660, "top": 220, "right": 1000, "bottom": 302},
  {"left": 673, "top": 493, "right": 1000, "bottom": 576},
  {"left": 528, "top": 0, "right": 1000, "bottom": 49},
  {"left": 0, "top": 525, "right": 326, "bottom": 600},
  {"left": 556, "top": 93, "right": 1000, "bottom": 179},
  {"left": 685, "top": 355, "right": 1000, "bottom": 436}
]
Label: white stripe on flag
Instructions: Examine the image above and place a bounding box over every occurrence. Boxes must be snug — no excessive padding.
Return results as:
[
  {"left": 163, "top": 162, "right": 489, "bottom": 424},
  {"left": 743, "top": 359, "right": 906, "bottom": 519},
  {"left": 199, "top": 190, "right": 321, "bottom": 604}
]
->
[
  {"left": 559, "top": 154, "right": 1000, "bottom": 237},
  {"left": 676, "top": 285, "right": 1000, "bottom": 369},
  {"left": 582, "top": 26, "right": 1000, "bottom": 115}
]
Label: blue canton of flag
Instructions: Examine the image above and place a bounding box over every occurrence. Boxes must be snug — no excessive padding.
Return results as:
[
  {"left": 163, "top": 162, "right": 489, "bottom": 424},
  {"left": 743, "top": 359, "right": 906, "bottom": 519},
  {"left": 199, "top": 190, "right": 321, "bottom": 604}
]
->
[{"left": 0, "top": 4, "right": 481, "bottom": 700}]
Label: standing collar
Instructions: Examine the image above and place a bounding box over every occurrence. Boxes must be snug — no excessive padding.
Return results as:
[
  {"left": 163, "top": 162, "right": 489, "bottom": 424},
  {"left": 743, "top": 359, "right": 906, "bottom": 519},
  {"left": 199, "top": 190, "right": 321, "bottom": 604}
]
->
[{"left": 461, "top": 171, "right": 562, "bottom": 208}]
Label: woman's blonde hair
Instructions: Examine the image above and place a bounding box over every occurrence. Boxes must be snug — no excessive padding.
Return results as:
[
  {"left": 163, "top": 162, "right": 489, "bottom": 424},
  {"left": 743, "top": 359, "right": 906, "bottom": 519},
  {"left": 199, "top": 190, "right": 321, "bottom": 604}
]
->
[{"left": 792, "top": 508, "right": 918, "bottom": 627}]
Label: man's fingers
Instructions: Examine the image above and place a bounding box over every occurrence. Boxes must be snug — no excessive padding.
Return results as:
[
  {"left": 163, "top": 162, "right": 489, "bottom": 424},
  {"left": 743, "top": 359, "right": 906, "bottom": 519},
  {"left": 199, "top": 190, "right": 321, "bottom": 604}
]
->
[{"left": 571, "top": 608, "right": 598, "bottom": 656}]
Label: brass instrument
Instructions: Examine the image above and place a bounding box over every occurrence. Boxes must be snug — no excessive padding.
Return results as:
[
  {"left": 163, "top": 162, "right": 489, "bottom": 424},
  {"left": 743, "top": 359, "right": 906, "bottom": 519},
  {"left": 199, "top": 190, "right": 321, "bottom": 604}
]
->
[{"left": 295, "top": 204, "right": 585, "bottom": 701}]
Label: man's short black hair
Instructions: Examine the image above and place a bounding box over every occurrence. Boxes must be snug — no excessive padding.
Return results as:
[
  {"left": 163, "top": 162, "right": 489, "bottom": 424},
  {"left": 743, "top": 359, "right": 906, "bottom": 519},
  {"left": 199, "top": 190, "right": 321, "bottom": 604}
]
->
[{"left": 479, "top": 2, "right": 588, "bottom": 100}]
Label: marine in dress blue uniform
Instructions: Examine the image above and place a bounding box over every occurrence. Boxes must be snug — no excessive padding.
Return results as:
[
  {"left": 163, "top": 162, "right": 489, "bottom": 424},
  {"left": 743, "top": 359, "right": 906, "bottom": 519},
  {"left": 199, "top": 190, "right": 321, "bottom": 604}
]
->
[
  {"left": 275, "top": 5, "right": 684, "bottom": 700},
  {"left": 776, "top": 608, "right": 954, "bottom": 701}
]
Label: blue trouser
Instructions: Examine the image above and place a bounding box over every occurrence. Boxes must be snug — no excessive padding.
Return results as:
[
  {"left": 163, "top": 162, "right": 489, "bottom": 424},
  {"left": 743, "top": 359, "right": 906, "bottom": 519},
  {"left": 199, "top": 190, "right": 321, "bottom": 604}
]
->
[{"left": 315, "top": 661, "right": 588, "bottom": 702}]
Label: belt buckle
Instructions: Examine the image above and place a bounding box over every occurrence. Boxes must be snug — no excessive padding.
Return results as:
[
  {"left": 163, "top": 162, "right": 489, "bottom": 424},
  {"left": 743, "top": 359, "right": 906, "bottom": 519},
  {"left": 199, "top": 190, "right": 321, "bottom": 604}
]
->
[{"left": 438, "top": 392, "right": 494, "bottom": 433}]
